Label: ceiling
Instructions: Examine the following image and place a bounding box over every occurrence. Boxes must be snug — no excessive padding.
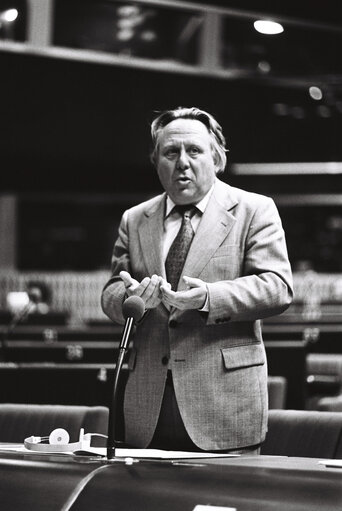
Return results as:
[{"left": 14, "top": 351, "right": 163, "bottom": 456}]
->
[
  {"left": 187, "top": 1, "right": 342, "bottom": 26},
  {"left": 48, "top": 1, "right": 342, "bottom": 86},
  {"left": 0, "top": 0, "right": 341, "bottom": 193}
]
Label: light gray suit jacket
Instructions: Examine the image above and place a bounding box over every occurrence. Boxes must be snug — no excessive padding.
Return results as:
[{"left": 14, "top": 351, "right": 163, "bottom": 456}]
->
[{"left": 102, "top": 179, "right": 293, "bottom": 450}]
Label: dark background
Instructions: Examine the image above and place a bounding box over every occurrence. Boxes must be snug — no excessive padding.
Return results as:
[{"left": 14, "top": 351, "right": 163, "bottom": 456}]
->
[
  {"left": 0, "top": 50, "right": 339, "bottom": 193},
  {"left": 1, "top": 0, "right": 342, "bottom": 272}
]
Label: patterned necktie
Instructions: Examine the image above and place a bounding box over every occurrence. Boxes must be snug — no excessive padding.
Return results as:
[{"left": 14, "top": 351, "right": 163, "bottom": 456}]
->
[{"left": 165, "top": 205, "right": 196, "bottom": 291}]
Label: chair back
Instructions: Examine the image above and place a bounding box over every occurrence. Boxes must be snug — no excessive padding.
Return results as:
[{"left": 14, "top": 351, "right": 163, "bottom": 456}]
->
[
  {"left": 268, "top": 376, "right": 287, "bottom": 409},
  {"left": 0, "top": 404, "right": 109, "bottom": 444},
  {"left": 261, "top": 409, "right": 342, "bottom": 458}
]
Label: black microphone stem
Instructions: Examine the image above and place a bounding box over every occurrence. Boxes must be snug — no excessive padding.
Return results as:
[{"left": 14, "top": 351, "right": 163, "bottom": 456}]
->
[{"left": 107, "top": 316, "right": 134, "bottom": 460}]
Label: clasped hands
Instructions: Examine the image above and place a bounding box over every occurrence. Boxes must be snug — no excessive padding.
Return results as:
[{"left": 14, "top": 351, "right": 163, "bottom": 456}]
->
[{"left": 119, "top": 270, "right": 207, "bottom": 311}]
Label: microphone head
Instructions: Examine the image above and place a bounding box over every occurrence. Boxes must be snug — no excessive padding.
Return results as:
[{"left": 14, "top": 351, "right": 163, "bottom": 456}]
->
[{"left": 122, "top": 296, "right": 145, "bottom": 321}]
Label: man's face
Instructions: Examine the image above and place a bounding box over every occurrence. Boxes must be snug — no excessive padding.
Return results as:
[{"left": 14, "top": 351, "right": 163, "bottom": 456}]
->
[{"left": 156, "top": 118, "right": 217, "bottom": 205}]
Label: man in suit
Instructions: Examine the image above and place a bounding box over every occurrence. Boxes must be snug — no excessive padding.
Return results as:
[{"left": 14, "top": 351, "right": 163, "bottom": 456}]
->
[{"left": 102, "top": 106, "right": 293, "bottom": 453}]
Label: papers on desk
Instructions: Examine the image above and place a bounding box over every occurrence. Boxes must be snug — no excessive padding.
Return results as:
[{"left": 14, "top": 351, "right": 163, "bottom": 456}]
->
[
  {"left": 0, "top": 444, "right": 70, "bottom": 454},
  {"left": 193, "top": 507, "right": 237, "bottom": 511},
  {"left": 0, "top": 444, "right": 26, "bottom": 451},
  {"left": 73, "top": 447, "right": 239, "bottom": 459},
  {"left": 318, "top": 459, "right": 342, "bottom": 468},
  {"left": 0, "top": 444, "right": 239, "bottom": 459}
]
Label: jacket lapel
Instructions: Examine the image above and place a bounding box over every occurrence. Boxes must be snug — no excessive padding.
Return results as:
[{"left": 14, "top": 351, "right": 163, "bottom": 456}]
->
[
  {"left": 178, "top": 180, "right": 238, "bottom": 290},
  {"left": 138, "top": 194, "right": 167, "bottom": 279}
]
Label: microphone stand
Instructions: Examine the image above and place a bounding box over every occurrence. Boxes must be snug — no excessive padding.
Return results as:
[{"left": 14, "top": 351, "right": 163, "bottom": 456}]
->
[{"left": 107, "top": 316, "right": 134, "bottom": 460}]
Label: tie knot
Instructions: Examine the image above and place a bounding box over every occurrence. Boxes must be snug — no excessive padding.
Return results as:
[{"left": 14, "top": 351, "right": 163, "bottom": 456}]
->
[{"left": 174, "top": 205, "right": 197, "bottom": 219}]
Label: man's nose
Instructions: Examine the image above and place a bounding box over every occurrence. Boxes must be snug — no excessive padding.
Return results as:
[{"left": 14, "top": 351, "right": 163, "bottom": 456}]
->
[{"left": 176, "top": 148, "right": 190, "bottom": 170}]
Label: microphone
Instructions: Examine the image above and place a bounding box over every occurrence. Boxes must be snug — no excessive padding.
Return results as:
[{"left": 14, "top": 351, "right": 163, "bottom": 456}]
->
[
  {"left": 107, "top": 295, "right": 145, "bottom": 460},
  {"left": 120, "top": 296, "right": 145, "bottom": 351}
]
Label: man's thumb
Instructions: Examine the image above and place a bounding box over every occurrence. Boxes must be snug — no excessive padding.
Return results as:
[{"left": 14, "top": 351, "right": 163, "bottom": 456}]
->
[{"left": 183, "top": 276, "right": 202, "bottom": 288}]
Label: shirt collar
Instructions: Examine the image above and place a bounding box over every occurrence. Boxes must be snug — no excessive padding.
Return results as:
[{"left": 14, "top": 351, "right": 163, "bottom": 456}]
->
[{"left": 165, "top": 183, "right": 215, "bottom": 218}]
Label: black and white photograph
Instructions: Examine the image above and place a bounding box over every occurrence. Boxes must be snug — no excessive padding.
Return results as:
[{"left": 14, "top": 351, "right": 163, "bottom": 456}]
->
[{"left": 0, "top": 1, "right": 342, "bottom": 509}]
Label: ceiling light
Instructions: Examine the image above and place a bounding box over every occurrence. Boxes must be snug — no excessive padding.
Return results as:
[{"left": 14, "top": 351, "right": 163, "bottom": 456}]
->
[
  {"left": 116, "top": 28, "right": 134, "bottom": 41},
  {"left": 257, "top": 60, "right": 271, "bottom": 73},
  {"left": 117, "top": 5, "right": 140, "bottom": 18},
  {"left": 254, "top": 20, "right": 284, "bottom": 35},
  {"left": 309, "top": 86, "right": 323, "bottom": 101},
  {"left": 140, "top": 30, "right": 157, "bottom": 42}
]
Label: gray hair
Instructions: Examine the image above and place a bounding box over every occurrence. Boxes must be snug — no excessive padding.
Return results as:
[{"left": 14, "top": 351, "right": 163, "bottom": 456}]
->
[{"left": 150, "top": 107, "right": 228, "bottom": 174}]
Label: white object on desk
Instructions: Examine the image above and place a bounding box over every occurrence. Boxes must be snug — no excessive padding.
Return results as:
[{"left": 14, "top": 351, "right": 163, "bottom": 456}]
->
[
  {"left": 318, "top": 459, "right": 342, "bottom": 468},
  {"left": 193, "top": 506, "right": 237, "bottom": 511}
]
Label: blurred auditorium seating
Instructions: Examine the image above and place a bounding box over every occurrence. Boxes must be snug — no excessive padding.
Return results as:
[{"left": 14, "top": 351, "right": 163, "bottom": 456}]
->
[
  {"left": 317, "top": 395, "right": 342, "bottom": 411},
  {"left": 1, "top": 270, "right": 341, "bottom": 326},
  {"left": 307, "top": 353, "right": 342, "bottom": 384},
  {"left": 1, "top": 270, "right": 342, "bottom": 415},
  {"left": 261, "top": 409, "right": 342, "bottom": 458},
  {"left": 267, "top": 375, "right": 287, "bottom": 409},
  {"left": 0, "top": 271, "right": 111, "bottom": 324},
  {"left": 0, "top": 404, "right": 108, "bottom": 444},
  {"left": 306, "top": 353, "right": 342, "bottom": 410}
]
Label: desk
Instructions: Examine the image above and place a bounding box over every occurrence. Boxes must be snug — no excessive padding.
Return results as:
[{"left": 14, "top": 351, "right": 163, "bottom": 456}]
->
[
  {"left": 0, "top": 451, "right": 96, "bottom": 511},
  {"left": 0, "top": 451, "right": 341, "bottom": 511}
]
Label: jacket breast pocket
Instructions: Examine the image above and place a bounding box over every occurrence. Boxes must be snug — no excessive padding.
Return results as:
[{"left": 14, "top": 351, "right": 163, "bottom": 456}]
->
[
  {"left": 202, "top": 246, "right": 243, "bottom": 281},
  {"left": 221, "top": 344, "right": 265, "bottom": 371}
]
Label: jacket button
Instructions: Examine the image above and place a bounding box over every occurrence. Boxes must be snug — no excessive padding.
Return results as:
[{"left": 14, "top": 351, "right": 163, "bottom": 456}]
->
[
  {"left": 161, "top": 356, "right": 169, "bottom": 365},
  {"left": 169, "top": 320, "right": 177, "bottom": 328}
]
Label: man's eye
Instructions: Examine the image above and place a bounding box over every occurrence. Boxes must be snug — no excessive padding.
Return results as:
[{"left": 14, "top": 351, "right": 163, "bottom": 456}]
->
[
  {"left": 165, "top": 149, "right": 177, "bottom": 158},
  {"left": 189, "top": 147, "right": 200, "bottom": 155}
]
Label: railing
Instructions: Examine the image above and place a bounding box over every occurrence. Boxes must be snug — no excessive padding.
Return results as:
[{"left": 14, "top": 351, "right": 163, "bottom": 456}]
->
[{"left": 1, "top": 0, "right": 341, "bottom": 85}]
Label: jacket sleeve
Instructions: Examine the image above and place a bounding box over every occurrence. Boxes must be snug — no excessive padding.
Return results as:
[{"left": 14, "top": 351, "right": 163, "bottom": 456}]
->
[
  {"left": 101, "top": 210, "right": 130, "bottom": 325},
  {"left": 206, "top": 197, "right": 293, "bottom": 325}
]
